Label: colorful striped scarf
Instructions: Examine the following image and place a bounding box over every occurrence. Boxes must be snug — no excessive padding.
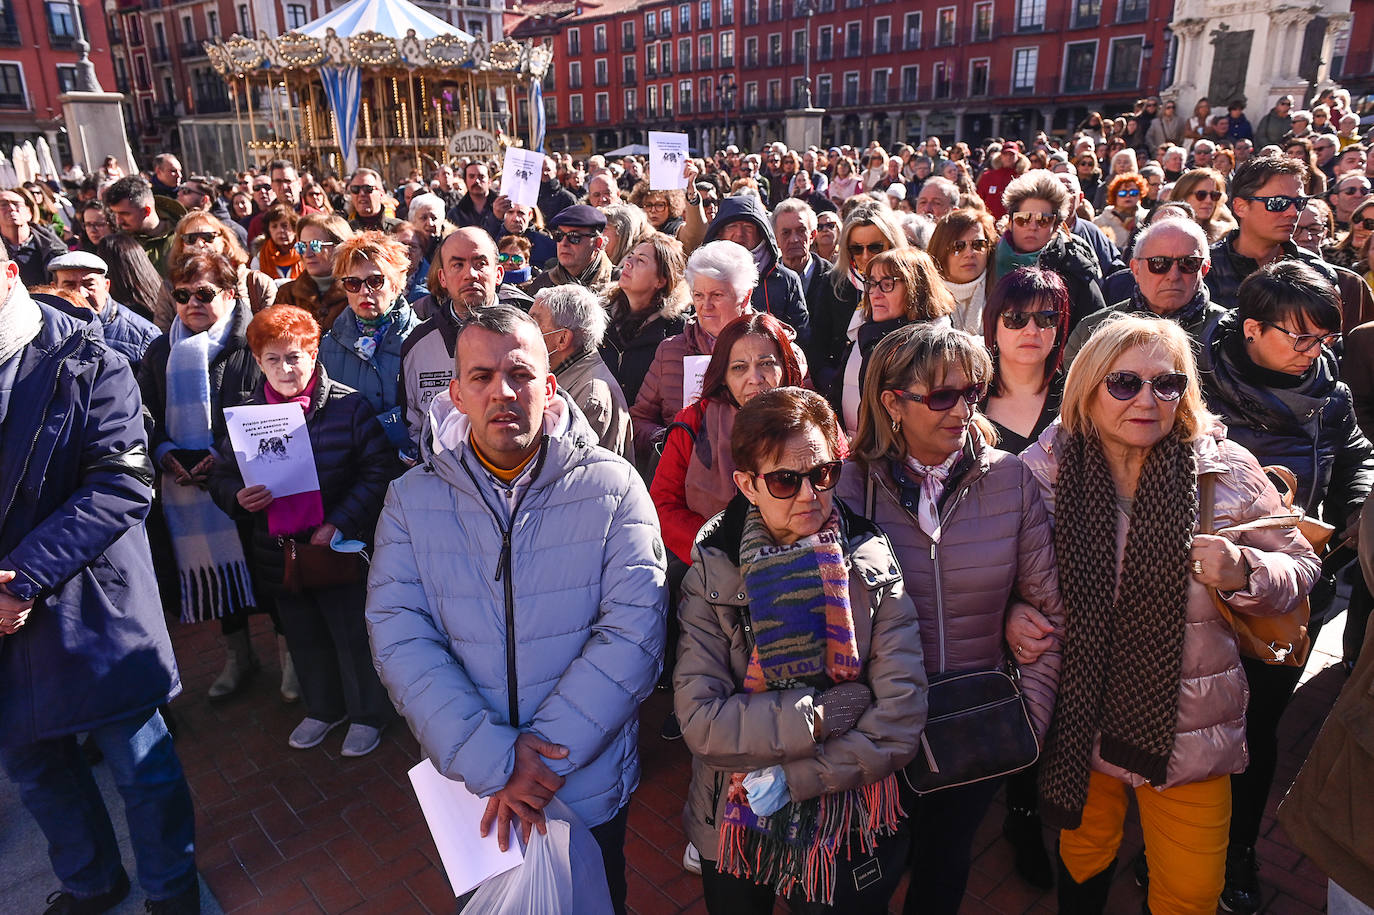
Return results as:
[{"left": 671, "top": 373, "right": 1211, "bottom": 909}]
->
[{"left": 717, "top": 505, "right": 904, "bottom": 904}]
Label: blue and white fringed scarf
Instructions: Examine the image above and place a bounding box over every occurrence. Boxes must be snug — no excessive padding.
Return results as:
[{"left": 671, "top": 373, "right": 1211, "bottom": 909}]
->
[{"left": 161, "top": 313, "right": 253, "bottom": 622}]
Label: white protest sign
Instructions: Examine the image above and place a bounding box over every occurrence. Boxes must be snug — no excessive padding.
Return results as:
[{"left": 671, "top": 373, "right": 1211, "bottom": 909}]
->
[
  {"left": 499, "top": 148, "right": 545, "bottom": 206},
  {"left": 649, "top": 131, "right": 691, "bottom": 190},
  {"left": 407, "top": 758, "right": 524, "bottom": 896},
  {"left": 223, "top": 402, "right": 320, "bottom": 498},
  {"left": 683, "top": 354, "right": 711, "bottom": 404}
]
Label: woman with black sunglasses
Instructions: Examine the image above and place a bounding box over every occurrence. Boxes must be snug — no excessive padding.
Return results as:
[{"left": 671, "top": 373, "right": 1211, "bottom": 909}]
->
[
  {"left": 1168, "top": 167, "right": 1238, "bottom": 243},
  {"left": 675, "top": 386, "right": 925, "bottom": 914},
  {"left": 1092, "top": 173, "right": 1149, "bottom": 248},
  {"left": 836, "top": 322, "right": 1065, "bottom": 915},
  {"left": 275, "top": 213, "right": 355, "bottom": 327},
  {"left": 929, "top": 208, "right": 997, "bottom": 334},
  {"left": 995, "top": 171, "right": 1105, "bottom": 333},
  {"left": 1198, "top": 260, "right": 1374, "bottom": 914}
]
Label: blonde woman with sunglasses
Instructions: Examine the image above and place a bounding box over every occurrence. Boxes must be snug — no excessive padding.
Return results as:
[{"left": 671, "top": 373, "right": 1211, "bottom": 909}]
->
[
  {"left": 169, "top": 211, "right": 277, "bottom": 315},
  {"left": 994, "top": 170, "right": 1105, "bottom": 331}
]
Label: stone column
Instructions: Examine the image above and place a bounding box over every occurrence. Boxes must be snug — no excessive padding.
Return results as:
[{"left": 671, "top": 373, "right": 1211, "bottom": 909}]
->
[
  {"left": 990, "top": 110, "right": 1002, "bottom": 139},
  {"left": 1316, "top": 14, "right": 1351, "bottom": 88},
  {"left": 1039, "top": 107, "right": 1055, "bottom": 137},
  {"left": 916, "top": 109, "right": 930, "bottom": 140}
]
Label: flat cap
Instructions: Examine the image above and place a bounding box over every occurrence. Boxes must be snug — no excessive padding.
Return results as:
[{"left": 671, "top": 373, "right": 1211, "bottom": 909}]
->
[{"left": 48, "top": 250, "right": 108, "bottom": 275}]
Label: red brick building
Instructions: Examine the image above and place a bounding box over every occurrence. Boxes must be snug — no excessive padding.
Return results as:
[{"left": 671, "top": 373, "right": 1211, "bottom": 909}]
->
[
  {"left": 0, "top": 0, "right": 117, "bottom": 165},
  {"left": 512, "top": 0, "right": 1181, "bottom": 154},
  {"left": 1336, "top": 0, "right": 1374, "bottom": 97}
]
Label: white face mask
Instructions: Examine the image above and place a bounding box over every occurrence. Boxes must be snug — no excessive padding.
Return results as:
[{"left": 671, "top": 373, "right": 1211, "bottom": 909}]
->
[{"left": 751, "top": 240, "right": 769, "bottom": 272}]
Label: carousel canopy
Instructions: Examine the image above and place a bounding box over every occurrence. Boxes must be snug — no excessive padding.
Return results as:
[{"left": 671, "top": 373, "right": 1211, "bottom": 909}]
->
[{"left": 299, "top": 0, "right": 474, "bottom": 42}]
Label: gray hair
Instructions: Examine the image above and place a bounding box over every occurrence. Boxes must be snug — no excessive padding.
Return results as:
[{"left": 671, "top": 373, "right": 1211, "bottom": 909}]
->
[
  {"left": 533, "top": 284, "right": 607, "bottom": 350},
  {"left": 1133, "top": 217, "right": 1210, "bottom": 260},
  {"left": 685, "top": 240, "right": 759, "bottom": 300},
  {"left": 772, "top": 198, "right": 817, "bottom": 232},
  {"left": 1163, "top": 145, "right": 1186, "bottom": 161},
  {"left": 453, "top": 304, "right": 545, "bottom": 374},
  {"left": 1193, "top": 139, "right": 1216, "bottom": 154},
  {"left": 920, "top": 176, "right": 960, "bottom": 205},
  {"left": 349, "top": 167, "right": 382, "bottom": 184},
  {"left": 407, "top": 193, "right": 446, "bottom": 222},
  {"left": 1003, "top": 169, "right": 1071, "bottom": 220},
  {"left": 602, "top": 203, "right": 652, "bottom": 263},
  {"left": 899, "top": 213, "right": 935, "bottom": 249},
  {"left": 1139, "top": 164, "right": 1165, "bottom": 182}
]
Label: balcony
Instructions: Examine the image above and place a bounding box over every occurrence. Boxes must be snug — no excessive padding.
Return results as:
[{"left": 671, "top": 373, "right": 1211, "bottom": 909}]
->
[
  {"left": 645, "top": 64, "right": 656, "bottom": 77},
  {"left": 0, "top": 23, "right": 19, "bottom": 46},
  {"left": 150, "top": 45, "right": 170, "bottom": 63},
  {"left": 115, "top": 75, "right": 130, "bottom": 92},
  {"left": 595, "top": 74, "right": 609, "bottom": 86},
  {"left": 155, "top": 101, "right": 178, "bottom": 118},
  {"left": 745, "top": 51, "right": 758, "bottom": 67},
  {"left": 107, "top": 24, "right": 124, "bottom": 43},
  {"left": 768, "top": 51, "right": 781, "bottom": 66},
  {"left": 568, "top": 40, "right": 580, "bottom": 54},
  {"left": 698, "top": 53, "right": 712, "bottom": 67},
  {"left": 843, "top": 41, "right": 863, "bottom": 58},
  {"left": 623, "top": 72, "right": 637, "bottom": 85},
  {"left": 817, "top": 43, "right": 832, "bottom": 60},
  {"left": 49, "top": 30, "right": 77, "bottom": 49},
  {"left": 194, "top": 95, "right": 231, "bottom": 113},
  {"left": 680, "top": 99, "right": 692, "bottom": 113},
  {"left": 569, "top": 77, "right": 582, "bottom": 89},
  {"left": 680, "top": 59, "right": 692, "bottom": 72},
  {"left": 644, "top": 23, "right": 655, "bottom": 38},
  {"left": 181, "top": 40, "right": 206, "bottom": 58},
  {"left": 569, "top": 108, "right": 584, "bottom": 123},
  {"left": 702, "top": 13, "right": 713, "bottom": 27},
  {"left": 0, "top": 91, "right": 27, "bottom": 109},
  {"left": 662, "top": 22, "right": 671, "bottom": 35},
  {"left": 662, "top": 63, "right": 672, "bottom": 75},
  {"left": 595, "top": 109, "right": 611, "bottom": 122},
  {"left": 719, "top": 53, "right": 732, "bottom": 66},
  {"left": 623, "top": 35, "right": 635, "bottom": 50},
  {"left": 594, "top": 39, "right": 607, "bottom": 52}
]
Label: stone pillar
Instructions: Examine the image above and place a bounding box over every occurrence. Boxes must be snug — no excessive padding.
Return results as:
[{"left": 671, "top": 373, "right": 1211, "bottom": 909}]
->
[
  {"left": 990, "top": 111, "right": 1003, "bottom": 139},
  {"left": 916, "top": 109, "right": 930, "bottom": 140},
  {"left": 1315, "top": 14, "right": 1351, "bottom": 89},
  {"left": 888, "top": 110, "right": 902, "bottom": 145},
  {"left": 784, "top": 107, "right": 824, "bottom": 151},
  {"left": 1039, "top": 107, "right": 1055, "bottom": 137},
  {"left": 60, "top": 91, "right": 136, "bottom": 175}
]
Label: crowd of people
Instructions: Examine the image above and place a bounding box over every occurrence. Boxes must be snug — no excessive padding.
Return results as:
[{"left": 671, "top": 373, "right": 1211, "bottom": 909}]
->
[{"left": 3, "top": 84, "right": 1374, "bottom": 915}]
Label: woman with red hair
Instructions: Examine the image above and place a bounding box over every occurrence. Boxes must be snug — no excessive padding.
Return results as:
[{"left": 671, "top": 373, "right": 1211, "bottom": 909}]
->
[
  {"left": 1092, "top": 173, "right": 1150, "bottom": 247},
  {"left": 209, "top": 304, "right": 403, "bottom": 757}
]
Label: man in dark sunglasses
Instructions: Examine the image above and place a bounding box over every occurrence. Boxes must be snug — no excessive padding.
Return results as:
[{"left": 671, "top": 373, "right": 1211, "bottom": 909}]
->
[
  {"left": 527, "top": 204, "right": 615, "bottom": 299},
  {"left": 1328, "top": 173, "right": 1373, "bottom": 231},
  {"left": 1064, "top": 219, "right": 1226, "bottom": 371},
  {"left": 1205, "top": 154, "right": 1339, "bottom": 310},
  {"left": 345, "top": 167, "right": 402, "bottom": 234}
]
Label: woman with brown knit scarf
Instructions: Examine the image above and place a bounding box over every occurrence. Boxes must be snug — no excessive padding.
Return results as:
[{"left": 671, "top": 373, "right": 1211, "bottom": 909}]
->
[{"left": 1021, "top": 317, "right": 1319, "bottom": 915}]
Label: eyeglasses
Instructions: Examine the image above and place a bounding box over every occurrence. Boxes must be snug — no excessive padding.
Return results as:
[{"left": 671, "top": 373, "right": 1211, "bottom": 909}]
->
[
  {"left": 1077, "top": 159, "right": 1096, "bottom": 167},
  {"left": 498, "top": 252, "right": 526, "bottom": 266},
  {"left": 341, "top": 274, "right": 388, "bottom": 293},
  {"left": 551, "top": 229, "right": 596, "bottom": 244},
  {"left": 1192, "top": 189, "right": 1223, "bottom": 202},
  {"left": 84, "top": 220, "right": 110, "bottom": 230},
  {"left": 950, "top": 238, "right": 991, "bottom": 254},
  {"left": 349, "top": 185, "right": 381, "bottom": 195},
  {"left": 294, "top": 239, "right": 337, "bottom": 255},
  {"left": 181, "top": 231, "right": 219, "bottom": 245},
  {"left": 1138, "top": 255, "right": 1205, "bottom": 275},
  {"left": 754, "top": 460, "right": 843, "bottom": 500},
  {"left": 172, "top": 285, "right": 221, "bottom": 305},
  {"left": 847, "top": 241, "right": 887, "bottom": 258},
  {"left": 1000, "top": 310, "right": 1059, "bottom": 330},
  {"left": 1101, "top": 371, "right": 1188, "bottom": 402},
  {"left": 1294, "top": 224, "right": 1328, "bottom": 240},
  {"left": 1116, "top": 188, "right": 1142, "bottom": 198},
  {"left": 1240, "top": 195, "right": 1311, "bottom": 213},
  {"left": 1011, "top": 212, "right": 1057, "bottom": 228},
  {"left": 1263, "top": 322, "right": 1340, "bottom": 353},
  {"left": 864, "top": 275, "right": 903, "bottom": 293},
  {"left": 1338, "top": 185, "right": 1373, "bottom": 196},
  {"left": 889, "top": 383, "right": 986, "bottom": 412}
]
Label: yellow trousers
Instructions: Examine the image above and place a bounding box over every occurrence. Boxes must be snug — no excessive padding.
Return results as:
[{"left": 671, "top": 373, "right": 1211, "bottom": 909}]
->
[{"left": 1059, "top": 769, "right": 1231, "bottom": 915}]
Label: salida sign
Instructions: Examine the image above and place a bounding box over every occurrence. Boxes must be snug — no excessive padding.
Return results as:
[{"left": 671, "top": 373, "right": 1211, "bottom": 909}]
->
[{"left": 448, "top": 129, "right": 499, "bottom": 157}]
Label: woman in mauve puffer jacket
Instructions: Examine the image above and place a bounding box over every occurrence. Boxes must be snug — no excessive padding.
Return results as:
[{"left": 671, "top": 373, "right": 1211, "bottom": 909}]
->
[{"left": 835, "top": 323, "right": 1065, "bottom": 915}]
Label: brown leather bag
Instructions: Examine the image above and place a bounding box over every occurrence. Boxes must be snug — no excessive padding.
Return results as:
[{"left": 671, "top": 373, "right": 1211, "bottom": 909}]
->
[
  {"left": 281, "top": 538, "right": 367, "bottom": 594},
  {"left": 1199, "top": 467, "right": 1325, "bottom": 668}
]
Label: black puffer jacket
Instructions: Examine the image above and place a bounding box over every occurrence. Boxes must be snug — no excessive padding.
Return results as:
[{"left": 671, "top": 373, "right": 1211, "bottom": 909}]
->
[
  {"left": 1200, "top": 314, "right": 1374, "bottom": 528},
  {"left": 701, "top": 195, "right": 810, "bottom": 345},
  {"left": 599, "top": 295, "right": 686, "bottom": 407},
  {"left": 138, "top": 301, "right": 262, "bottom": 450},
  {"left": 208, "top": 365, "right": 402, "bottom": 587},
  {"left": 1036, "top": 230, "right": 1106, "bottom": 332},
  {"left": 1204, "top": 231, "right": 1339, "bottom": 311}
]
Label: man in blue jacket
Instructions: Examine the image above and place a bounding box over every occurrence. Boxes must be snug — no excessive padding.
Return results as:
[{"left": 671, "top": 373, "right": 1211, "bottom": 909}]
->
[
  {"left": 367, "top": 305, "right": 666, "bottom": 914},
  {"left": 0, "top": 250, "right": 198, "bottom": 914}
]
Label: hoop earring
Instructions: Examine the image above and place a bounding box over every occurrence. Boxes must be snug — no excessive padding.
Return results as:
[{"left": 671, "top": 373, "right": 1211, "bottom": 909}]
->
[{"left": 890, "top": 417, "right": 901, "bottom": 433}]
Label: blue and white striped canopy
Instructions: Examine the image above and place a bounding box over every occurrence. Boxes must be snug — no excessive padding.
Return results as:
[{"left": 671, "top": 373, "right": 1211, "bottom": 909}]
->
[{"left": 300, "top": 0, "right": 474, "bottom": 41}]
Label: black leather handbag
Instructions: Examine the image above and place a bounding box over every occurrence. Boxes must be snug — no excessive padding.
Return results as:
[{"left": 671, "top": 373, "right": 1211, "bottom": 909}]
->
[{"left": 902, "top": 667, "right": 1040, "bottom": 795}]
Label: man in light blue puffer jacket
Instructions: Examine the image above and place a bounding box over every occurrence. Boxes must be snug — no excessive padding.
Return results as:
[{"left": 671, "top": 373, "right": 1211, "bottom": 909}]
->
[{"left": 365, "top": 305, "right": 667, "bottom": 914}]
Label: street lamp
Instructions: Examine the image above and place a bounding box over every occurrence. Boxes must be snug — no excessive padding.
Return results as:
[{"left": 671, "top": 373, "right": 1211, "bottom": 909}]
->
[
  {"left": 799, "top": 0, "right": 815, "bottom": 108},
  {"left": 718, "top": 73, "right": 737, "bottom": 147}
]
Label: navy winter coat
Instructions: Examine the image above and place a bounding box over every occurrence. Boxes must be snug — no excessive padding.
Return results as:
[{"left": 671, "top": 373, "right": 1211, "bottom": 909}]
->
[
  {"left": 0, "top": 300, "right": 179, "bottom": 747},
  {"left": 317, "top": 298, "right": 420, "bottom": 448},
  {"left": 701, "top": 195, "right": 811, "bottom": 345}
]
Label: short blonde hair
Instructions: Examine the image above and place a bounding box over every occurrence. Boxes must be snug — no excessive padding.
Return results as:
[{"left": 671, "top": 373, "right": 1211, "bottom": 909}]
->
[
  {"left": 332, "top": 230, "right": 410, "bottom": 287},
  {"left": 1002, "top": 169, "right": 1071, "bottom": 221},
  {"left": 1060, "top": 315, "right": 1211, "bottom": 442}
]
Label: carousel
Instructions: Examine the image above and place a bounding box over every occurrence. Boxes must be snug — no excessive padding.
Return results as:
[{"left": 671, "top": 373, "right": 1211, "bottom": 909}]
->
[{"left": 200, "top": 0, "right": 552, "bottom": 180}]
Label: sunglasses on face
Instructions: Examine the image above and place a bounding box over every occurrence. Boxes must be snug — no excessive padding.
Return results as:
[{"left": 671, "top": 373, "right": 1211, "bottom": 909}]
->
[
  {"left": 341, "top": 274, "right": 388, "bottom": 294},
  {"left": 847, "top": 241, "right": 887, "bottom": 258},
  {"left": 294, "top": 239, "right": 336, "bottom": 255},
  {"left": 1011, "top": 212, "right": 1057, "bottom": 228},
  {"left": 864, "top": 275, "right": 903, "bottom": 293},
  {"left": 172, "top": 286, "right": 221, "bottom": 305},
  {"left": 951, "top": 238, "right": 991, "bottom": 254},
  {"left": 1192, "top": 189, "right": 1223, "bottom": 202},
  {"left": 1263, "top": 322, "right": 1340, "bottom": 353},
  {"left": 1000, "top": 310, "right": 1059, "bottom": 330},
  {"left": 889, "top": 383, "right": 986, "bottom": 412},
  {"left": 349, "top": 185, "right": 380, "bottom": 195},
  {"left": 181, "top": 231, "right": 219, "bottom": 245},
  {"left": 1101, "top": 370, "right": 1188, "bottom": 402},
  {"left": 252, "top": 184, "right": 271, "bottom": 193},
  {"left": 1338, "top": 185, "right": 1373, "bottom": 196},
  {"left": 1116, "top": 188, "right": 1142, "bottom": 198},
  {"left": 497, "top": 252, "right": 526, "bottom": 265},
  {"left": 1241, "top": 194, "right": 1311, "bottom": 213},
  {"left": 1355, "top": 217, "right": 1374, "bottom": 231},
  {"left": 1139, "top": 255, "right": 1205, "bottom": 274},
  {"left": 755, "top": 460, "right": 842, "bottom": 500},
  {"left": 551, "top": 229, "right": 596, "bottom": 244}
]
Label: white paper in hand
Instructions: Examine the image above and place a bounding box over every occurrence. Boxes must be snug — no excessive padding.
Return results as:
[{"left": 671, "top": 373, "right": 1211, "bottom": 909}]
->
[
  {"left": 682, "top": 354, "right": 711, "bottom": 404},
  {"left": 648, "top": 131, "right": 690, "bottom": 190},
  {"left": 223, "top": 402, "right": 320, "bottom": 498},
  {"left": 500, "top": 148, "right": 545, "bottom": 207},
  {"left": 407, "top": 758, "right": 524, "bottom": 897}
]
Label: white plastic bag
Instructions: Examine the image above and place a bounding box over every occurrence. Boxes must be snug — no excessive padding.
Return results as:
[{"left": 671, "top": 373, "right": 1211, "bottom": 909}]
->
[{"left": 462, "top": 798, "right": 614, "bottom": 915}]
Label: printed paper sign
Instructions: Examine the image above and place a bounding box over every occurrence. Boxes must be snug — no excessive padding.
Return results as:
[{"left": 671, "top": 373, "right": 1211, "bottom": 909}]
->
[
  {"left": 683, "top": 354, "right": 711, "bottom": 404},
  {"left": 408, "top": 758, "right": 524, "bottom": 896},
  {"left": 649, "top": 131, "right": 691, "bottom": 190},
  {"left": 499, "top": 148, "right": 545, "bottom": 206},
  {"left": 223, "top": 402, "right": 321, "bottom": 498}
]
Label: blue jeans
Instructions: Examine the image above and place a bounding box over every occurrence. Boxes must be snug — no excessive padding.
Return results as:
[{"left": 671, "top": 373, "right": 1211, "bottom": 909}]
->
[{"left": 1, "top": 708, "right": 197, "bottom": 901}]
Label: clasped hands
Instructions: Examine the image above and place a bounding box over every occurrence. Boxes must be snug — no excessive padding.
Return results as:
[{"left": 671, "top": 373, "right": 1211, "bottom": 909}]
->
[
  {"left": 479, "top": 732, "right": 570, "bottom": 852},
  {"left": 0, "top": 569, "right": 33, "bottom": 637}
]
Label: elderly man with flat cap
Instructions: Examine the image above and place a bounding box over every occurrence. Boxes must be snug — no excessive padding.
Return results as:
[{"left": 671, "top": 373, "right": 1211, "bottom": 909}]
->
[
  {"left": 48, "top": 250, "right": 162, "bottom": 373},
  {"left": 528, "top": 204, "right": 615, "bottom": 298}
]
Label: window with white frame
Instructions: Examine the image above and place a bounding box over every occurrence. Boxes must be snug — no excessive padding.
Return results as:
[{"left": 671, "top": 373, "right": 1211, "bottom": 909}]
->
[
  {"left": 0, "top": 61, "right": 25, "bottom": 107},
  {"left": 972, "top": 1, "right": 992, "bottom": 39},
  {"left": 1063, "top": 40, "right": 1095, "bottom": 91},
  {"left": 679, "top": 37, "right": 691, "bottom": 68},
  {"left": 1106, "top": 36, "right": 1143, "bottom": 89},
  {"left": 874, "top": 17, "right": 890, "bottom": 53},
  {"left": 792, "top": 28, "right": 805, "bottom": 62},
  {"left": 901, "top": 64, "right": 918, "bottom": 100},
  {"left": 1016, "top": 0, "right": 1045, "bottom": 30},
  {"left": 872, "top": 68, "right": 890, "bottom": 103},
  {"left": 1073, "top": 0, "right": 1099, "bottom": 27},
  {"left": 936, "top": 7, "right": 955, "bottom": 45},
  {"left": 1012, "top": 46, "right": 1038, "bottom": 91},
  {"left": 903, "top": 11, "right": 921, "bottom": 49},
  {"left": 969, "top": 58, "right": 990, "bottom": 95},
  {"left": 816, "top": 73, "right": 832, "bottom": 107},
  {"left": 720, "top": 30, "right": 734, "bottom": 64},
  {"left": 569, "top": 61, "right": 582, "bottom": 88},
  {"left": 568, "top": 27, "right": 581, "bottom": 54},
  {"left": 570, "top": 94, "right": 584, "bottom": 120},
  {"left": 596, "top": 91, "right": 610, "bottom": 119},
  {"left": 843, "top": 71, "right": 858, "bottom": 105}
]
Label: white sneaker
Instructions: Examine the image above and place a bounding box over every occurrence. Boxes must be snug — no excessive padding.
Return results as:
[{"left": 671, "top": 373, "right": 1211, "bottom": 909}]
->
[
  {"left": 288, "top": 717, "right": 344, "bottom": 749},
  {"left": 682, "top": 842, "right": 702, "bottom": 875},
  {"left": 340, "top": 723, "right": 382, "bottom": 757}
]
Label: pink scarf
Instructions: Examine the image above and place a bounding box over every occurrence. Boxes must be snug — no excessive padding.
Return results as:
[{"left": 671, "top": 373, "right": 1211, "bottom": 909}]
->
[
  {"left": 904, "top": 450, "right": 961, "bottom": 541},
  {"left": 264, "top": 376, "right": 325, "bottom": 537}
]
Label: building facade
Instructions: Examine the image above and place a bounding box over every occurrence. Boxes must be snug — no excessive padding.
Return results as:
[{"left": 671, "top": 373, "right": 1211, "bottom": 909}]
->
[
  {"left": 0, "top": 0, "right": 116, "bottom": 167},
  {"left": 512, "top": 0, "right": 1181, "bottom": 154}
]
